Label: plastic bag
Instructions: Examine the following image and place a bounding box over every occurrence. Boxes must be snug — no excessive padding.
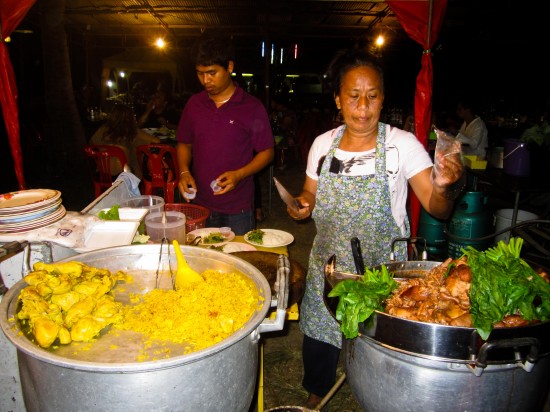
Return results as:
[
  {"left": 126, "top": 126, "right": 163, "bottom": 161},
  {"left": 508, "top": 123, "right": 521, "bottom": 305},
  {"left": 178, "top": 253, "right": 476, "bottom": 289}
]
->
[
  {"left": 433, "top": 126, "right": 461, "bottom": 173},
  {"left": 432, "top": 126, "right": 465, "bottom": 200}
]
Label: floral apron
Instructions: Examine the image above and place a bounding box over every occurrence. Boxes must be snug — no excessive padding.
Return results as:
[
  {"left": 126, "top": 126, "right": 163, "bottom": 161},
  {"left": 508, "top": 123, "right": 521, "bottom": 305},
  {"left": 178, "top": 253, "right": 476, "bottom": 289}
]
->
[{"left": 299, "top": 122, "right": 408, "bottom": 348}]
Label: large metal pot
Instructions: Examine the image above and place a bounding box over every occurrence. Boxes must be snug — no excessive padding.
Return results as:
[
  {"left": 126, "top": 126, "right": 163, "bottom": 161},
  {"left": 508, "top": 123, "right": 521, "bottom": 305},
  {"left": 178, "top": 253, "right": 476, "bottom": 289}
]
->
[
  {"left": 324, "top": 256, "right": 550, "bottom": 412},
  {"left": 1, "top": 245, "right": 287, "bottom": 412}
]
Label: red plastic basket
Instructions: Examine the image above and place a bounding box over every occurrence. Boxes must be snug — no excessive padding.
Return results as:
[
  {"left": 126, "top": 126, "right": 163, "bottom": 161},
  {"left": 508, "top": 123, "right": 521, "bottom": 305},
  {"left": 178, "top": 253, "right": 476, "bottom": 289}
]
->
[{"left": 164, "top": 203, "right": 210, "bottom": 233}]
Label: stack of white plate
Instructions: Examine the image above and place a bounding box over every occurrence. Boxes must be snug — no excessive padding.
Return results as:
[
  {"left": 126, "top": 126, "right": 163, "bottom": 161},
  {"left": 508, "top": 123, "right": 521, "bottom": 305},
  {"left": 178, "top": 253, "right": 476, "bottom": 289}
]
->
[{"left": 0, "top": 189, "right": 66, "bottom": 233}]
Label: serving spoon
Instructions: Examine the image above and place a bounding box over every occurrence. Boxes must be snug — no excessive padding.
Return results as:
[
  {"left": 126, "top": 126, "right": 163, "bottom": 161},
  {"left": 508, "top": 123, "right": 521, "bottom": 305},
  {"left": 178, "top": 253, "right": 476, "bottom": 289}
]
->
[{"left": 172, "top": 239, "right": 203, "bottom": 289}]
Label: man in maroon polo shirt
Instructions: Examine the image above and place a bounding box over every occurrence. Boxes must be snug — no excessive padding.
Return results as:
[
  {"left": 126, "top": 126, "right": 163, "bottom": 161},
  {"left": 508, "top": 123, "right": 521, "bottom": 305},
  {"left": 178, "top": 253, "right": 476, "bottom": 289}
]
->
[{"left": 176, "top": 34, "right": 274, "bottom": 235}]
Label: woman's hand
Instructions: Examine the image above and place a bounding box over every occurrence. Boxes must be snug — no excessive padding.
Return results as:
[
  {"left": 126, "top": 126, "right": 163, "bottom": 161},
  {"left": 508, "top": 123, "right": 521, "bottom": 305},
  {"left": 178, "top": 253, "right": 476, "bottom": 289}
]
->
[
  {"left": 289, "top": 197, "right": 311, "bottom": 220},
  {"left": 432, "top": 153, "right": 464, "bottom": 190}
]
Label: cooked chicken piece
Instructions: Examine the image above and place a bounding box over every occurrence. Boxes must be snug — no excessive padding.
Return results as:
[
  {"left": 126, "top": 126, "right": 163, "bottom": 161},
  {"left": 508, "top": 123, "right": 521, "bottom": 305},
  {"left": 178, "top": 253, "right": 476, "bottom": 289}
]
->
[
  {"left": 17, "top": 287, "right": 50, "bottom": 320},
  {"left": 48, "top": 273, "right": 74, "bottom": 295},
  {"left": 51, "top": 291, "right": 83, "bottom": 312},
  {"left": 33, "top": 315, "right": 61, "bottom": 348},
  {"left": 90, "top": 276, "right": 116, "bottom": 299},
  {"left": 72, "top": 280, "right": 102, "bottom": 297},
  {"left": 64, "top": 296, "right": 95, "bottom": 327},
  {"left": 387, "top": 307, "right": 421, "bottom": 320},
  {"left": 444, "top": 301, "right": 468, "bottom": 319},
  {"left": 93, "top": 295, "right": 123, "bottom": 321},
  {"left": 449, "top": 313, "right": 472, "bottom": 327},
  {"left": 58, "top": 327, "right": 72, "bottom": 345},
  {"left": 23, "top": 270, "right": 50, "bottom": 285},
  {"left": 399, "top": 285, "right": 430, "bottom": 301},
  {"left": 33, "top": 282, "right": 53, "bottom": 298},
  {"left": 494, "top": 315, "right": 530, "bottom": 328},
  {"left": 70, "top": 315, "right": 106, "bottom": 342},
  {"left": 445, "top": 266, "right": 471, "bottom": 302},
  {"left": 35, "top": 260, "right": 85, "bottom": 275}
]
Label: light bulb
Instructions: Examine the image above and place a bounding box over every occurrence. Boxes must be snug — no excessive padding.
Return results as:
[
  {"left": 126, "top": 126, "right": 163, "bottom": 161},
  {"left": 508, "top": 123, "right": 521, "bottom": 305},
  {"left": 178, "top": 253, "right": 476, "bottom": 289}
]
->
[{"left": 155, "top": 37, "right": 165, "bottom": 48}]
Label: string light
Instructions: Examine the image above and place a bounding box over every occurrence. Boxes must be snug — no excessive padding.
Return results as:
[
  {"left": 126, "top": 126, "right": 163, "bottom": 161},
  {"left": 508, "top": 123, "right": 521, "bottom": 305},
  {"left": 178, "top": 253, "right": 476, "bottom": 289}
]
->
[{"left": 376, "top": 35, "right": 385, "bottom": 47}]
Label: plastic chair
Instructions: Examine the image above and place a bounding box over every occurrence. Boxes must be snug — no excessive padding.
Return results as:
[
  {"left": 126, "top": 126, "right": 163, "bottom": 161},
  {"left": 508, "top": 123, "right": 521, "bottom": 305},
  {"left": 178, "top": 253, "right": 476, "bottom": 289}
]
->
[
  {"left": 84, "top": 144, "right": 129, "bottom": 198},
  {"left": 136, "top": 144, "right": 179, "bottom": 203}
]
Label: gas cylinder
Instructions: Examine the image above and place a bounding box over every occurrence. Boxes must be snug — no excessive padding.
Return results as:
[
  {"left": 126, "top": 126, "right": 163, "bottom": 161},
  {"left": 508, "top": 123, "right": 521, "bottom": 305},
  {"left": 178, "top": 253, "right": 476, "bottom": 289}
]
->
[
  {"left": 417, "top": 208, "right": 447, "bottom": 259},
  {"left": 447, "top": 191, "right": 493, "bottom": 258}
]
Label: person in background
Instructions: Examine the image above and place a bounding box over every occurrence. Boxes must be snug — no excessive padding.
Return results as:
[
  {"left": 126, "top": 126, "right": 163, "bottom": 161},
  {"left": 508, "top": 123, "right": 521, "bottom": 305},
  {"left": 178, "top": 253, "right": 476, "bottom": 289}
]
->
[
  {"left": 453, "top": 99, "right": 489, "bottom": 158},
  {"left": 175, "top": 34, "right": 274, "bottom": 235},
  {"left": 90, "top": 104, "right": 160, "bottom": 178},
  {"left": 285, "top": 47, "right": 464, "bottom": 409},
  {"left": 137, "top": 89, "right": 179, "bottom": 130}
]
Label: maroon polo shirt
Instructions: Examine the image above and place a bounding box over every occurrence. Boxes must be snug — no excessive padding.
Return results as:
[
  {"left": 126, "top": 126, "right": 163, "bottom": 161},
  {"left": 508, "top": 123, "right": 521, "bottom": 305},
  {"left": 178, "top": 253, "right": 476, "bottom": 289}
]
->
[{"left": 176, "top": 85, "right": 273, "bottom": 214}]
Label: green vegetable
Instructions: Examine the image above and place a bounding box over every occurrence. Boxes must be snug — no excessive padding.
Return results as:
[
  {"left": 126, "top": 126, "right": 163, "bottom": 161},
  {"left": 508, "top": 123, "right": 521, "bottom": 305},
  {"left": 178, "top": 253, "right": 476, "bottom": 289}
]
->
[
  {"left": 98, "top": 205, "right": 120, "bottom": 220},
  {"left": 247, "top": 229, "right": 265, "bottom": 244},
  {"left": 464, "top": 237, "right": 550, "bottom": 340},
  {"left": 132, "top": 233, "right": 150, "bottom": 244},
  {"left": 328, "top": 265, "right": 398, "bottom": 339},
  {"left": 203, "top": 232, "right": 225, "bottom": 244}
]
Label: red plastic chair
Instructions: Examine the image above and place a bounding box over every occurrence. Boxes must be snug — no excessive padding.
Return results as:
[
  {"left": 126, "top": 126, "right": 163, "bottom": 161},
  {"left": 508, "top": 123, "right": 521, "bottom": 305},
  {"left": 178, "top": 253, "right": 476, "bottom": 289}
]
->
[
  {"left": 84, "top": 144, "right": 129, "bottom": 198},
  {"left": 136, "top": 144, "right": 179, "bottom": 203}
]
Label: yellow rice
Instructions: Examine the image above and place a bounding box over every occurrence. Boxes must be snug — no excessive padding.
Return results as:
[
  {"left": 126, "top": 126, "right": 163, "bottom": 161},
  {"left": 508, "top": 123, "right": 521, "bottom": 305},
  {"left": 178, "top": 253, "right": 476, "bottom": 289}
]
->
[{"left": 113, "top": 269, "right": 261, "bottom": 353}]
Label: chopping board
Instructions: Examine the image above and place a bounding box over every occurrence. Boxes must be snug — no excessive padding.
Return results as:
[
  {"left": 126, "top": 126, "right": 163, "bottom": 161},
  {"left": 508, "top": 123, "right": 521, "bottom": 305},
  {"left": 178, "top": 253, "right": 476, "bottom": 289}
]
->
[{"left": 230, "top": 251, "right": 306, "bottom": 306}]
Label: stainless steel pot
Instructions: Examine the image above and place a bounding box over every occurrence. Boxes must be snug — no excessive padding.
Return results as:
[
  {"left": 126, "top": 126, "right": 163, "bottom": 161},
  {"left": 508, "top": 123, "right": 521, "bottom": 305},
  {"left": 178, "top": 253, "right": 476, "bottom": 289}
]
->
[
  {"left": 1, "top": 245, "right": 287, "bottom": 412},
  {"left": 324, "top": 255, "right": 550, "bottom": 412},
  {"left": 344, "top": 337, "right": 550, "bottom": 412}
]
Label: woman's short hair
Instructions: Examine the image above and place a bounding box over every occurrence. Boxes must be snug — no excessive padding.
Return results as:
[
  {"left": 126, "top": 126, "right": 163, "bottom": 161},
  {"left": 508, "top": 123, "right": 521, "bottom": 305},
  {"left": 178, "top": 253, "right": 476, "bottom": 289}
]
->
[{"left": 324, "top": 47, "right": 384, "bottom": 97}]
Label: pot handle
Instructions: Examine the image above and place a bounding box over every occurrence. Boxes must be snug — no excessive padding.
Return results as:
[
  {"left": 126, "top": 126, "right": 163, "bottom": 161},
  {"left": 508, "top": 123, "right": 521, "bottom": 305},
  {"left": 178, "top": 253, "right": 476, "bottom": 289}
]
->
[
  {"left": 390, "top": 237, "right": 428, "bottom": 261},
  {"left": 257, "top": 255, "right": 290, "bottom": 334},
  {"left": 468, "top": 337, "right": 540, "bottom": 376}
]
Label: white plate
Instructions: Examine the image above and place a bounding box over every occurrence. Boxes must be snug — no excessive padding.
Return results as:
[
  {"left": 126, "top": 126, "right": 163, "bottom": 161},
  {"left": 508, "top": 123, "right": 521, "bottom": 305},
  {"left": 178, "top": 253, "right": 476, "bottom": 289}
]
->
[
  {"left": 0, "top": 199, "right": 63, "bottom": 223},
  {"left": 244, "top": 229, "right": 294, "bottom": 248},
  {"left": 0, "top": 206, "right": 66, "bottom": 233},
  {"left": 76, "top": 221, "right": 140, "bottom": 252},
  {"left": 188, "top": 227, "right": 235, "bottom": 246},
  {"left": 0, "top": 189, "right": 61, "bottom": 212},
  {"left": 219, "top": 242, "right": 257, "bottom": 253}
]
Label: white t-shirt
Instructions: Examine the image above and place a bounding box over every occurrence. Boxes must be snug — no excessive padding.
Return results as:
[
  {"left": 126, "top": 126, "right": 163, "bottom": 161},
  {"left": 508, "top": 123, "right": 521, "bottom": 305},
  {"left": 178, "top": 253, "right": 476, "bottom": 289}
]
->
[
  {"left": 306, "top": 124, "right": 433, "bottom": 235},
  {"left": 456, "top": 116, "right": 488, "bottom": 158}
]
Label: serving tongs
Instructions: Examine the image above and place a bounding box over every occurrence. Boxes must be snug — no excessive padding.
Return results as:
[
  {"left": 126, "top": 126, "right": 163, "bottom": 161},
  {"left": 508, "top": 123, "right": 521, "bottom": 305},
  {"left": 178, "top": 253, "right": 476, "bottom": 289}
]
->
[
  {"left": 155, "top": 237, "right": 175, "bottom": 289},
  {"left": 259, "top": 254, "right": 290, "bottom": 333}
]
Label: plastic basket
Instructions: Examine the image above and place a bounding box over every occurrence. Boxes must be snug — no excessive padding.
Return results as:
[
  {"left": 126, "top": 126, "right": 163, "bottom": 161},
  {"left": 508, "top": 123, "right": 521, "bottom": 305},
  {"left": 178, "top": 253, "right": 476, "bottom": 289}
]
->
[{"left": 164, "top": 203, "right": 210, "bottom": 233}]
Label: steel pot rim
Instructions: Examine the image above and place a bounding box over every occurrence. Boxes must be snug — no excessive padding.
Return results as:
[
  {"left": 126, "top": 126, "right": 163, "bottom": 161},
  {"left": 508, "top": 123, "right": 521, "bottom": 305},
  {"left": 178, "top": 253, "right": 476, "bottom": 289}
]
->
[{"left": 0, "top": 244, "right": 272, "bottom": 372}]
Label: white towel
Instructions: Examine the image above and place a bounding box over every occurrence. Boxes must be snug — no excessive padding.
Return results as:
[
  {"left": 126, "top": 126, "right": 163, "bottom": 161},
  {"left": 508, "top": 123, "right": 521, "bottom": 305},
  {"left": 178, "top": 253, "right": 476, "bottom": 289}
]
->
[{"left": 115, "top": 172, "right": 141, "bottom": 197}]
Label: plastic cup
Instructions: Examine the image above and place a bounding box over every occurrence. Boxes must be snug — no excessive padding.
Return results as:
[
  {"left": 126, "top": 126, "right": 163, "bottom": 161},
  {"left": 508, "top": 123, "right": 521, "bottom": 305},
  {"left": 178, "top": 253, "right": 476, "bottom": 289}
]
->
[
  {"left": 119, "top": 195, "right": 165, "bottom": 216},
  {"left": 184, "top": 187, "right": 197, "bottom": 200},
  {"left": 210, "top": 180, "right": 222, "bottom": 192},
  {"left": 220, "top": 227, "right": 232, "bottom": 238},
  {"left": 145, "top": 211, "right": 186, "bottom": 243}
]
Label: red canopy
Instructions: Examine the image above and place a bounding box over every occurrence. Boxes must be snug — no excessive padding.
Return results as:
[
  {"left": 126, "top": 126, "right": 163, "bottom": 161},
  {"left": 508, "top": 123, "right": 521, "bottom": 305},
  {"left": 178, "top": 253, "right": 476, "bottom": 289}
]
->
[
  {"left": 387, "top": 0, "right": 448, "bottom": 237},
  {"left": 1, "top": 0, "right": 36, "bottom": 190}
]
